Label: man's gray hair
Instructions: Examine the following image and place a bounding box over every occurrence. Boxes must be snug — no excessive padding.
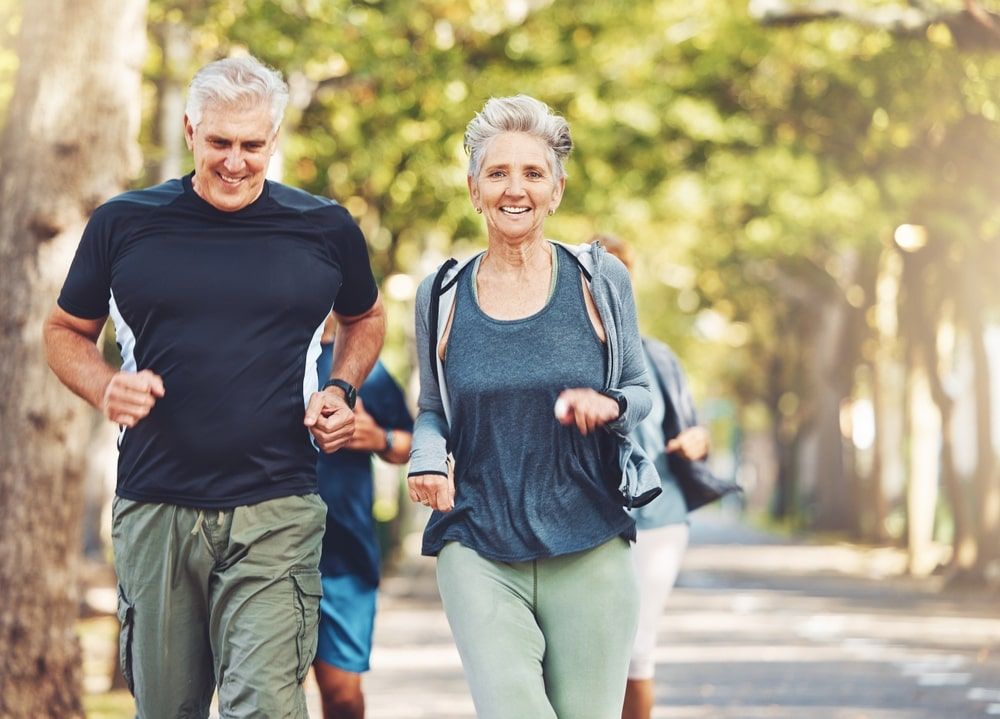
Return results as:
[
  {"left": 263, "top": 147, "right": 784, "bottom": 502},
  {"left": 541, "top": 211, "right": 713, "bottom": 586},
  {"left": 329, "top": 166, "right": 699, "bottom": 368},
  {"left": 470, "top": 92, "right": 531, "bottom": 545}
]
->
[
  {"left": 464, "top": 95, "right": 572, "bottom": 180},
  {"left": 185, "top": 55, "right": 289, "bottom": 135}
]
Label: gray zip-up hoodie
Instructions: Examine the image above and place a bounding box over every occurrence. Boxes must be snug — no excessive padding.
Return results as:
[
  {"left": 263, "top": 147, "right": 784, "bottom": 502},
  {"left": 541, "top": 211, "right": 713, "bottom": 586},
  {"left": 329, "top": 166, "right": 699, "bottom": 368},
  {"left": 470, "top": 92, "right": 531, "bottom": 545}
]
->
[{"left": 408, "top": 240, "right": 662, "bottom": 507}]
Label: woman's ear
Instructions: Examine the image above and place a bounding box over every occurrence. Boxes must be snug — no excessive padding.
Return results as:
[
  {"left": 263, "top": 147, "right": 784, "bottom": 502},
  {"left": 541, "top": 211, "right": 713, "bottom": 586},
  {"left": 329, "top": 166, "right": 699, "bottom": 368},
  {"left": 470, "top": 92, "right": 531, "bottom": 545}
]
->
[{"left": 467, "top": 174, "right": 481, "bottom": 212}]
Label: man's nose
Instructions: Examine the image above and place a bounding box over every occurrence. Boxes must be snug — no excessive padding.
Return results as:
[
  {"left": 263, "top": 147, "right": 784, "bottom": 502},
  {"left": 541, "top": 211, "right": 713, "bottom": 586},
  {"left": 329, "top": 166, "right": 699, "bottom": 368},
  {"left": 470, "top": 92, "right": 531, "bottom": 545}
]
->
[{"left": 224, "top": 148, "right": 244, "bottom": 172}]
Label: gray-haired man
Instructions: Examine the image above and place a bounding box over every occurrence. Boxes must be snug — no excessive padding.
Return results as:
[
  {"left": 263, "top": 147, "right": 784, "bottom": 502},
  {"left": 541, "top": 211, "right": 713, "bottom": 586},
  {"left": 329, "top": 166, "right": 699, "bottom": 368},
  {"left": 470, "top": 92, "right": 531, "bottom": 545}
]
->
[{"left": 43, "top": 55, "right": 385, "bottom": 718}]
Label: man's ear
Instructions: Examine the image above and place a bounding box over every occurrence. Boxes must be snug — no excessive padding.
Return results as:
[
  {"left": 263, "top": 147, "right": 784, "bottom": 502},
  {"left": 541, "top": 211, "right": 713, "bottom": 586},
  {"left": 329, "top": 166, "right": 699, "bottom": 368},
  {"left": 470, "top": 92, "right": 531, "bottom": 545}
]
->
[{"left": 183, "top": 114, "right": 196, "bottom": 151}]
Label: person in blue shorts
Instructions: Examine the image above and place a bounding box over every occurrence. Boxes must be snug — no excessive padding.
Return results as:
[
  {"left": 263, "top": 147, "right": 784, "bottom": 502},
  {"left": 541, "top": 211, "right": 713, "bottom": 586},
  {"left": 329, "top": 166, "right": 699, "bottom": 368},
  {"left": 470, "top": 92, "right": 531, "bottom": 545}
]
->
[{"left": 312, "top": 317, "right": 414, "bottom": 719}]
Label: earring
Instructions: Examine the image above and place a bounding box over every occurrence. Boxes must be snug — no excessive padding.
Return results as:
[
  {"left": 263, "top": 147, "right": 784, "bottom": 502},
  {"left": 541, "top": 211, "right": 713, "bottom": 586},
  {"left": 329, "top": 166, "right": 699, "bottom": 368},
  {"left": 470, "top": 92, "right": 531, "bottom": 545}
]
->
[
  {"left": 475, "top": 207, "right": 482, "bottom": 214},
  {"left": 547, "top": 209, "right": 554, "bottom": 216}
]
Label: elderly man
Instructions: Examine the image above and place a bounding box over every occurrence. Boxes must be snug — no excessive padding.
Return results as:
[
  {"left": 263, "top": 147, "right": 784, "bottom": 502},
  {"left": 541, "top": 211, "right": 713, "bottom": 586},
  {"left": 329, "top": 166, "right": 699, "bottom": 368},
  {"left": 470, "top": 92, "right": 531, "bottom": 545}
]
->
[{"left": 43, "top": 55, "right": 385, "bottom": 718}]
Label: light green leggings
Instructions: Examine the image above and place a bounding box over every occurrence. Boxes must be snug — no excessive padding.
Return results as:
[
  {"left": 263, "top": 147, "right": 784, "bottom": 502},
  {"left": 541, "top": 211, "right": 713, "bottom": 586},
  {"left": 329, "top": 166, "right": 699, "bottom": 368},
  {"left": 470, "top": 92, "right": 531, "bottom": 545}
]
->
[{"left": 436, "top": 537, "right": 639, "bottom": 719}]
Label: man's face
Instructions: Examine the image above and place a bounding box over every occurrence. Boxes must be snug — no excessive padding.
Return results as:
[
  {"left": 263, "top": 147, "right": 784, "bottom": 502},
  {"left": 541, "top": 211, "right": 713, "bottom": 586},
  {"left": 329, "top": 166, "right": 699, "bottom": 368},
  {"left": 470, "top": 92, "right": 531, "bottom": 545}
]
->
[{"left": 184, "top": 102, "right": 278, "bottom": 212}]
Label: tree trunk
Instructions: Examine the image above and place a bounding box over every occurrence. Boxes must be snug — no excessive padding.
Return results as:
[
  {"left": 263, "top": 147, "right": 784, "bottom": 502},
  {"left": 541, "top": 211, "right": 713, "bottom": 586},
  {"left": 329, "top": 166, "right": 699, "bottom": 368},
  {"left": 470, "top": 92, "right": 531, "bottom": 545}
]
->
[
  {"left": 798, "top": 251, "right": 865, "bottom": 532},
  {"left": 155, "top": 18, "right": 192, "bottom": 183},
  {"left": 906, "top": 355, "right": 942, "bottom": 576},
  {"left": 801, "top": 294, "right": 852, "bottom": 531},
  {"left": 872, "top": 249, "right": 907, "bottom": 542},
  {"left": 0, "top": 1, "right": 147, "bottom": 716},
  {"left": 965, "top": 272, "right": 1000, "bottom": 572}
]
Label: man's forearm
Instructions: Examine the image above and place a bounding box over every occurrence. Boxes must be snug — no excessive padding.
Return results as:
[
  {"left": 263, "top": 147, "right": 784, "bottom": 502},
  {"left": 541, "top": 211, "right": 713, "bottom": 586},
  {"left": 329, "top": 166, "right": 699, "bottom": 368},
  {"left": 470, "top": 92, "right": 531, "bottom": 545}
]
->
[
  {"left": 43, "top": 321, "right": 115, "bottom": 410},
  {"left": 378, "top": 429, "right": 412, "bottom": 465},
  {"left": 330, "top": 296, "right": 386, "bottom": 388}
]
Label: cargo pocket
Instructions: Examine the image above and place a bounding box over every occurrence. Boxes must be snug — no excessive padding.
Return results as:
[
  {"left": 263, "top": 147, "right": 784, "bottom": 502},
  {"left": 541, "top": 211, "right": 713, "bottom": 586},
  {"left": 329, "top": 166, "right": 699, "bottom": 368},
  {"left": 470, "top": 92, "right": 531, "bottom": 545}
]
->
[
  {"left": 290, "top": 568, "right": 323, "bottom": 683},
  {"left": 116, "top": 587, "right": 136, "bottom": 695}
]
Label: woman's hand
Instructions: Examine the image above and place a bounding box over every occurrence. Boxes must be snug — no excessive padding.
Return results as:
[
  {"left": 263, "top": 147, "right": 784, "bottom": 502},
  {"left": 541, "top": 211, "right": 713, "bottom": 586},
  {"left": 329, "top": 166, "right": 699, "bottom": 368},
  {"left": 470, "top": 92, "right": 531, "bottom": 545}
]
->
[
  {"left": 408, "top": 470, "right": 455, "bottom": 512},
  {"left": 554, "top": 388, "right": 620, "bottom": 435}
]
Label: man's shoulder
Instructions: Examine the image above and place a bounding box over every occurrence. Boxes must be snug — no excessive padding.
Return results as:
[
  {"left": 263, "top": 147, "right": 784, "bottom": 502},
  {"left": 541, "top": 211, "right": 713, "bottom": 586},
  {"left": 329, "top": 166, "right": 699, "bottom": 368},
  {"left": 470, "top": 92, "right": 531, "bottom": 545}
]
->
[
  {"left": 268, "top": 182, "right": 349, "bottom": 219},
  {"left": 103, "top": 178, "right": 186, "bottom": 210},
  {"left": 81, "top": 180, "right": 185, "bottom": 238}
]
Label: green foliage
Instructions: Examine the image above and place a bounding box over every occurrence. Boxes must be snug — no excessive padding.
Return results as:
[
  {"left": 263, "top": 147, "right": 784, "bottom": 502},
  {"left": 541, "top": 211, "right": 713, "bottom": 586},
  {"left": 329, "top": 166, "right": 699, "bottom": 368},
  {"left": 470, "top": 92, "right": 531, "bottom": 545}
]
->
[{"left": 133, "top": 0, "right": 1000, "bottom": 482}]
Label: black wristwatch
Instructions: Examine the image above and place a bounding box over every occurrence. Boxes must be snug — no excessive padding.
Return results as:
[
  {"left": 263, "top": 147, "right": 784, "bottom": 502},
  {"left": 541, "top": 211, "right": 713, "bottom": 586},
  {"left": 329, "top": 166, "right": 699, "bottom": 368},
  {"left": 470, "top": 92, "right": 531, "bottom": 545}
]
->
[{"left": 322, "top": 378, "right": 357, "bottom": 409}]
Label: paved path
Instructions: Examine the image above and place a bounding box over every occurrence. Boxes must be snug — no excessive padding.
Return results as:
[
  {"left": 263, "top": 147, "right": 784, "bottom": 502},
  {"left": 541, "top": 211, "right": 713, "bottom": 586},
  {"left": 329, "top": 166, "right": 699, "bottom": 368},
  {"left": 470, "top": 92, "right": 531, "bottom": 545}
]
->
[{"left": 349, "top": 511, "right": 1000, "bottom": 719}]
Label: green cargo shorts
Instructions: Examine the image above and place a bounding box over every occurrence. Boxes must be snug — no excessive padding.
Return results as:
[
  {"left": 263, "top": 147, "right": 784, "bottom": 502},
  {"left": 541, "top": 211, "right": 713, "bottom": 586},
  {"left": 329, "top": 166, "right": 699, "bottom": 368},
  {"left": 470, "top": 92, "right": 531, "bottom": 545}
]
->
[{"left": 111, "top": 493, "right": 326, "bottom": 719}]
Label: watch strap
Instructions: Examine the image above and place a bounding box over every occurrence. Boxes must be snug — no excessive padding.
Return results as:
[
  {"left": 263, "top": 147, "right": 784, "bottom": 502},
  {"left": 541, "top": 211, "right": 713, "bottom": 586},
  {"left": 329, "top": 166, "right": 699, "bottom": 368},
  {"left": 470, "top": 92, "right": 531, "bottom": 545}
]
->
[{"left": 322, "top": 378, "right": 357, "bottom": 409}]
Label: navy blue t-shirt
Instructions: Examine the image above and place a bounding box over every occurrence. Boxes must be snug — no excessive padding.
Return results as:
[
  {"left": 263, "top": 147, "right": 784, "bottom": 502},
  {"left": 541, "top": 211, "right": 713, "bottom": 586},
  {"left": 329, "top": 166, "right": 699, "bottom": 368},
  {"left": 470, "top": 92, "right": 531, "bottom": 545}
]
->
[
  {"left": 57, "top": 174, "right": 378, "bottom": 508},
  {"left": 315, "top": 344, "right": 414, "bottom": 587}
]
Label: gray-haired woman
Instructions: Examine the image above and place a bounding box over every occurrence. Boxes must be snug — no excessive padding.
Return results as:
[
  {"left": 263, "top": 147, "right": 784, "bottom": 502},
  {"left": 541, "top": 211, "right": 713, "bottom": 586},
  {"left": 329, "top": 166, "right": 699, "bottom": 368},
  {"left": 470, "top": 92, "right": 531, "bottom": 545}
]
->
[{"left": 407, "top": 95, "right": 657, "bottom": 718}]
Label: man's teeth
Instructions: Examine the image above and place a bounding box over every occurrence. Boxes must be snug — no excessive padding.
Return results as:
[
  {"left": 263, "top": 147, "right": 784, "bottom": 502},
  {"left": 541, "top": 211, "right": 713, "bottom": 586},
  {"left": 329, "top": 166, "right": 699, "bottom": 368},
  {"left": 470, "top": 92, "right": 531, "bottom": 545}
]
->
[
  {"left": 220, "top": 174, "right": 243, "bottom": 184},
  {"left": 501, "top": 207, "right": 529, "bottom": 214}
]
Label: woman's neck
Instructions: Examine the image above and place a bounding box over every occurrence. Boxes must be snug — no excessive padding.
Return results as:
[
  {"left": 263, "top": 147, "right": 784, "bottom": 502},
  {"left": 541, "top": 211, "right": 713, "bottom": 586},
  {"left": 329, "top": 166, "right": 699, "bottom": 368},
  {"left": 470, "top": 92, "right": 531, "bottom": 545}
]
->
[{"left": 482, "top": 236, "right": 550, "bottom": 276}]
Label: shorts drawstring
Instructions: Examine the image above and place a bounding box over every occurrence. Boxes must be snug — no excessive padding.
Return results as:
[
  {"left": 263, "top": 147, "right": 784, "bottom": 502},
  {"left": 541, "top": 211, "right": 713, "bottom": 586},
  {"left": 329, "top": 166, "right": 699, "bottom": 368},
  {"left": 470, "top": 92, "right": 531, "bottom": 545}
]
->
[{"left": 191, "top": 510, "right": 205, "bottom": 536}]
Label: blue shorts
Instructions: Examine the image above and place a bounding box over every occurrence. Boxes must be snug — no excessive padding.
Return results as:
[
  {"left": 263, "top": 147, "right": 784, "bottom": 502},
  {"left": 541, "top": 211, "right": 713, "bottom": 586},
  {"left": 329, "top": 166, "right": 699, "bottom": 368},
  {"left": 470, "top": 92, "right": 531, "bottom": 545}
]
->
[{"left": 315, "top": 573, "right": 377, "bottom": 673}]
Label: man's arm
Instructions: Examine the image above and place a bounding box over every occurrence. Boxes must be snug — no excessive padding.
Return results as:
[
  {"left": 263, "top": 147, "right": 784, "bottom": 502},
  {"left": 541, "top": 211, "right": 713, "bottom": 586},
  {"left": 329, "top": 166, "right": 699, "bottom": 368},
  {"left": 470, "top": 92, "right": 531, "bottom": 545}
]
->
[
  {"left": 304, "top": 294, "right": 386, "bottom": 453},
  {"left": 43, "top": 305, "right": 164, "bottom": 426},
  {"left": 377, "top": 429, "right": 412, "bottom": 465},
  {"left": 345, "top": 397, "right": 413, "bottom": 464},
  {"left": 329, "top": 293, "right": 387, "bottom": 389}
]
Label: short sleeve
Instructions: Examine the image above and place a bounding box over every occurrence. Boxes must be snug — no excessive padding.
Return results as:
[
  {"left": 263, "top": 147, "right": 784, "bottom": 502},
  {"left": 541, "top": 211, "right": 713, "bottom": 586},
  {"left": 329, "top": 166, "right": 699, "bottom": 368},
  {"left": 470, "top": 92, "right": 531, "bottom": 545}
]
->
[
  {"left": 328, "top": 209, "right": 378, "bottom": 317},
  {"left": 56, "top": 206, "right": 116, "bottom": 320}
]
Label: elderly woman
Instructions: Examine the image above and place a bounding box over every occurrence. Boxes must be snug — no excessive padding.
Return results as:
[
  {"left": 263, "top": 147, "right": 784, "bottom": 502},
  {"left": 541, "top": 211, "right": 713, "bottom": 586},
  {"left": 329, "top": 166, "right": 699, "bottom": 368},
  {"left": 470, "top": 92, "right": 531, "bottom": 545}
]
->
[{"left": 407, "top": 95, "right": 657, "bottom": 719}]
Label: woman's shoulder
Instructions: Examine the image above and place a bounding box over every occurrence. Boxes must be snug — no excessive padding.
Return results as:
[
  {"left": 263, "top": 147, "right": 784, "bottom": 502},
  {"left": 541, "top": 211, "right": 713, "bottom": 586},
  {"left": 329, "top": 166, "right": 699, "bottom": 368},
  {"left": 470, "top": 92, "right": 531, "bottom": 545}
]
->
[{"left": 415, "top": 253, "right": 482, "bottom": 310}]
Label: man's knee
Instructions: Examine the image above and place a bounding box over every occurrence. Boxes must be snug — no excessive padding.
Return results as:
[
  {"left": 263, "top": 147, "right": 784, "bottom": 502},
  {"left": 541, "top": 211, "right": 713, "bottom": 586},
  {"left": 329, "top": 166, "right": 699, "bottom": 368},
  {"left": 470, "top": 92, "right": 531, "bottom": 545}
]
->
[{"left": 314, "top": 661, "right": 364, "bottom": 719}]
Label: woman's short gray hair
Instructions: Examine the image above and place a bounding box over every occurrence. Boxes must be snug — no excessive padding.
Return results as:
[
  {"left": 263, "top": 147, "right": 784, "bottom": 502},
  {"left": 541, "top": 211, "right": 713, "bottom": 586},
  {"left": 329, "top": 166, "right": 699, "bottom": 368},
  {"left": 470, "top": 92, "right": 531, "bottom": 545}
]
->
[
  {"left": 464, "top": 95, "right": 573, "bottom": 180},
  {"left": 185, "top": 55, "right": 289, "bottom": 135}
]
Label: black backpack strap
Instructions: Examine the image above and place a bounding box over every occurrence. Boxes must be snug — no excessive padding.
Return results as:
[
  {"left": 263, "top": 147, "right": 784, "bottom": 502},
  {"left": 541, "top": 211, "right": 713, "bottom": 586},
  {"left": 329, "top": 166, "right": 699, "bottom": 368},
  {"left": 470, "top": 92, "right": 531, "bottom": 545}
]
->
[{"left": 428, "top": 258, "right": 458, "bottom": 385}]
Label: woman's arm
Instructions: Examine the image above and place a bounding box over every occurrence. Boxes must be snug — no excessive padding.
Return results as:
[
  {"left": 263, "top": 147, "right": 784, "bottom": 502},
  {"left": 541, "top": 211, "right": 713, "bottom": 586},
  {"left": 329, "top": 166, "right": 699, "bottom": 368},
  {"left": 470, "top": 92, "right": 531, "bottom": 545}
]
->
[
  {"left": 406, "top": 273, "right": 453, "bottom": 510},
  {"left": 602, "top": 255, "right": 652, "bottom": 436}
]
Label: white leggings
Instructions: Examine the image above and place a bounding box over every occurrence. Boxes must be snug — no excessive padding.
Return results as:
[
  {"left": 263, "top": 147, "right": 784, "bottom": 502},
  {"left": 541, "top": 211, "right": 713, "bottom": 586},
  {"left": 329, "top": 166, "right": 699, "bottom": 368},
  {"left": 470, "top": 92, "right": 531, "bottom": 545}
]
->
[{"left": 627, "top": 522, "right": 690, "bottom": 680}]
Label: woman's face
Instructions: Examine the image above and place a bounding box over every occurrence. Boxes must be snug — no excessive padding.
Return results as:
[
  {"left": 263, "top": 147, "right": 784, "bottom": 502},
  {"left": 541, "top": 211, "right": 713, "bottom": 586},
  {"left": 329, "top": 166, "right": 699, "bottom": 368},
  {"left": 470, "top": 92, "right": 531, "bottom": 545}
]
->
[{"left": 468, "top": 132, "right": 565, "bottom": 244}]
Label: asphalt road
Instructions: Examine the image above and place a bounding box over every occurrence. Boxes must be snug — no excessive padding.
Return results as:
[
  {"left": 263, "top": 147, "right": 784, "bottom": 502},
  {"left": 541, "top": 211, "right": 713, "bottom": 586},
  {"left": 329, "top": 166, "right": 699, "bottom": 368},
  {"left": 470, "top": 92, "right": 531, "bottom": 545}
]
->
[{"left": 351, "top": 511, "right": 1000, "bottom": 719}]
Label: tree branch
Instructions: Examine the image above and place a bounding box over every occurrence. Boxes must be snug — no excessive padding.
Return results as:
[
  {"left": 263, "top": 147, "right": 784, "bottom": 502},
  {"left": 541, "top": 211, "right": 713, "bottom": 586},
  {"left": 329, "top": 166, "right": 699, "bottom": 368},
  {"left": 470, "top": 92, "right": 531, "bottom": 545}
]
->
[{"left": 748, "top": 0, "right": 1000, "bottom": 50}]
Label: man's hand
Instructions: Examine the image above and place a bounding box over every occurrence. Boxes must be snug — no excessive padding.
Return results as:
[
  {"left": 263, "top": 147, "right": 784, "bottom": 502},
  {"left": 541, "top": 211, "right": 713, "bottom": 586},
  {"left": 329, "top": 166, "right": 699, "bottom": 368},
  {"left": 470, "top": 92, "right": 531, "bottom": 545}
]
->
[
  {"left": 304, "top": 388, "right": 356, "bottom": 453},
  {"left": 666, "top": 426, "right": 710, "bottom": 461},
  {"left": 102, "top": 370, "right": 165, "bottom": 427},
  {"left": 407, "top": 471, "right": 455, "bottom": 512},
  {"left": 345, "top": 399, "right": 385, "bottom": 452},
  {"left": 554, "top": 388, "right": 620, "bottom": 435}
]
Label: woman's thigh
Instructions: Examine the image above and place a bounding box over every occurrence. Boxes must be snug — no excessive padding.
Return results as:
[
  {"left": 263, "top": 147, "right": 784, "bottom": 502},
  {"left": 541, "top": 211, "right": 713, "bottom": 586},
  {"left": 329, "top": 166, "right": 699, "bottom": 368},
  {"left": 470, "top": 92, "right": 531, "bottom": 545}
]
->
[
  {"left": 436, "top": 542, "right": 557, "bottom": 719},
  {"left": 536, "top": 537, "right": 639, "bottom": 719}
]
